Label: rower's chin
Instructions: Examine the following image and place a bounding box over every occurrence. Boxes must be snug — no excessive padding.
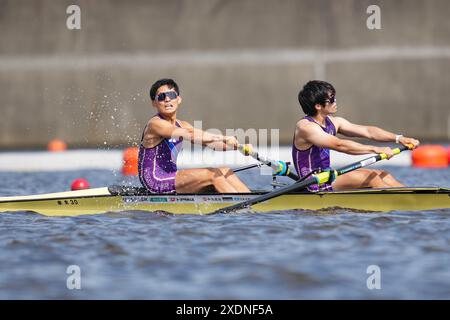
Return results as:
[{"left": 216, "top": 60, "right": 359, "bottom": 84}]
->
[{"left": 160, "top": 107, "right": 177, "bottom": 115}]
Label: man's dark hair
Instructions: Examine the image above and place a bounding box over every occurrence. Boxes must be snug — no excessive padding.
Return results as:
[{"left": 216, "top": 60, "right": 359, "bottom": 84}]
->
[
  {"left": 149, "top": 78, "right": 180, "bottom": 101},
  {"left": 298, "top": 80, "right": 336, "bottom": 116}
]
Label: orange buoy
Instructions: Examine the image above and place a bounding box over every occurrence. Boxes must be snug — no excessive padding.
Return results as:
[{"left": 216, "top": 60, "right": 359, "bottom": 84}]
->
[
  {"left": 412, "top": 145, "right": 448, "bottom": 168},
  {"left": 47, "top": 139, "right": 67, "bottom": 152},
  {"left": 122, "top": 147, "right": 139, "bottom": 175},
  {"left": 71, "top": 178, "right": 91, "bottom": 190}
]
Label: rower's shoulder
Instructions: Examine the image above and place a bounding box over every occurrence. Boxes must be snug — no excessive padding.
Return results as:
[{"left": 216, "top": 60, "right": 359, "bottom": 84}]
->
[
  {"left": 296, "top": 117, "right": 309, "bottom": 127},
  {"left": 296, "top": 118, "right": 316, "bottom": 131},
  {"left": 295, "top": 119, "right": 318, "bottom": 140},
  {"left": 147, "top": 115, "right": 162, "bottom": 125}
]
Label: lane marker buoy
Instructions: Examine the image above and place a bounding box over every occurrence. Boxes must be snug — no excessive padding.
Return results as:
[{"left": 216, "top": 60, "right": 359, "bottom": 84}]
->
[
  {"left": 71, "top": 178, "right": 91, "bottom": 190},
  {"left": 122, "top": 147, "right": 138, "bottom": 175},
  {"left": 412, "top": 145, "right": 448, "bottom": 168}
]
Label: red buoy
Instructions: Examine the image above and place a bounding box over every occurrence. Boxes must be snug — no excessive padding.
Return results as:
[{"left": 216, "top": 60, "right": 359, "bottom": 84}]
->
[{"left": 71, "top": 178, "right": 91, "bottom": 190}]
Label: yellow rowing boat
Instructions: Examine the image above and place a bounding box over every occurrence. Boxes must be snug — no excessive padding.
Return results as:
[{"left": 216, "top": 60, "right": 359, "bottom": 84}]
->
[{"left": 0, "top": 185, "right": 449, "bottom": 216}]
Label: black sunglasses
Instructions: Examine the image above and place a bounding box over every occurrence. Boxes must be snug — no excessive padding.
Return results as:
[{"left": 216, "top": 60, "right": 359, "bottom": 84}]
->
[
  {"left": 156, "top": 91, "right": 178, "bottom": 102},
  {"left": 324, "top": 96, "right": 336, "bottom": 105}
]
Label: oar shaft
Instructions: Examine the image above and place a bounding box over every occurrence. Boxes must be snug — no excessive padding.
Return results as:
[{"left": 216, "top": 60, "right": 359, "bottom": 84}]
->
[
  {"left": 238, "top": 144, "right": 299, "bottom": 180},
  {"left": 337, "top": 145, "right": 409, "bottom": 175},
  {"left": 218, "top": 176, "right": 316, "bottom": 213},
  {"left": 232, "top": 163, "right": 262, "bottom": 173},
  {"left": 314, "top": 145, "right": 410, "bottom": 184}
]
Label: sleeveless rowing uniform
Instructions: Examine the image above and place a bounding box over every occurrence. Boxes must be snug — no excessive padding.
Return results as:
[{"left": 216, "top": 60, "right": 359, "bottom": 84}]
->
[
  {"left": 138, "top": 114, "right": 183, "bottom": 193},
  {"left": 292, "top": 116, "right": 336, "bottom": 192}
]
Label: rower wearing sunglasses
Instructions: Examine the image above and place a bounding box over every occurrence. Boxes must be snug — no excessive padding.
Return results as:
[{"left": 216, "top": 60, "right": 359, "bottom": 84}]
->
[
  {"left": 138, "top": 78, "right": 250, "bottom": 194},
  {"left": 293, "top": 80, "right": 420, "bottom": 191}
]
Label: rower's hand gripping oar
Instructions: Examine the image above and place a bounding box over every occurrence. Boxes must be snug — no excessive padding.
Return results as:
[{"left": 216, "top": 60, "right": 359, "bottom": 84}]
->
[
  {"left": 237, "top": 144, "right": 299, "bottom": 180},
  {"left": 215, "top": 144, "right": 413, "bottom": 214}
]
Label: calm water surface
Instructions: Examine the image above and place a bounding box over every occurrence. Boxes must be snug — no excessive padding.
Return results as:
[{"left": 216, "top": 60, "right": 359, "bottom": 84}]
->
[{"left": 0, "top": 167, "right": 449, "bottom": 299}]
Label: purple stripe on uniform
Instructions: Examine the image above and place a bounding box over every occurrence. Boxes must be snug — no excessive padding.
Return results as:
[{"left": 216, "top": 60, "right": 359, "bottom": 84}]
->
[{"left": 292, "top": 116, "right": 336, "bottom": 192}]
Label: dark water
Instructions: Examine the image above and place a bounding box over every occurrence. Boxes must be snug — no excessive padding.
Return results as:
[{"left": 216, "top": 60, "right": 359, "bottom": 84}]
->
[{"left": 0, "top": 167, "right": 449, "bottom": 299}]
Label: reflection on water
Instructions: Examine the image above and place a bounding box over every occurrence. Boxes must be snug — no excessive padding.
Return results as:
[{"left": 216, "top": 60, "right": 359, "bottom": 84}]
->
[{"left": 0, "top": 167, "right": 449, "bottom": 299}]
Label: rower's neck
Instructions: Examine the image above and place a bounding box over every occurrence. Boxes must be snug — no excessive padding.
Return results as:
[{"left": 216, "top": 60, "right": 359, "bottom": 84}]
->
[
  {"left": 311, "top": 113, "right": 327, "bottom": 126},
  {"left": 158, "top": 113, "right": 177, "bottom": 125}
]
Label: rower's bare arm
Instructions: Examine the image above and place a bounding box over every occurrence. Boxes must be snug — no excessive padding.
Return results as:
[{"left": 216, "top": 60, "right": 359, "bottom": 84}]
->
[
  {"left": 332, "top": 117, "right": 420, "bottom": 148},
  {"left": 178, "top": 121, "right": 237, "bottom": 151},
  {"left": 334, "top": 116, "right": 396, "bottom": 141},
  {"left": 298, "top": 121, "right": 395, "bottom": 157}
]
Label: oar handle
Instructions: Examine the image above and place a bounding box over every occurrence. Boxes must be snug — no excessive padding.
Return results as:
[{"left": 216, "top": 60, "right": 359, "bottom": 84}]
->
[{"left": 378, "top": 144, "right": 413, "bottom": 160}]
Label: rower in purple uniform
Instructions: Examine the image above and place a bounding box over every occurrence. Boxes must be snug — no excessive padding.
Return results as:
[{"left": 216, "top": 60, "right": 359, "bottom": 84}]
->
[
  {"left": 139, "top": 78, "right": 250, "bottom": 194},
  {"left": 293, "top": 80, "right": 420, "bottom": 191}
]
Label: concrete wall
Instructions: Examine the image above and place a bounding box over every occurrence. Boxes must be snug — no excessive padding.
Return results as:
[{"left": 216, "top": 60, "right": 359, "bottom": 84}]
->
[{"left": 0, "top": 0, "right": 449, "bottom": 148}]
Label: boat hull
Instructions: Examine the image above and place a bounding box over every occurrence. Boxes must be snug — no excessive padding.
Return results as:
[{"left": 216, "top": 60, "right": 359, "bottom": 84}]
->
[{"left": 1, "top": 187, "right": 449, "bottom": 216}]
